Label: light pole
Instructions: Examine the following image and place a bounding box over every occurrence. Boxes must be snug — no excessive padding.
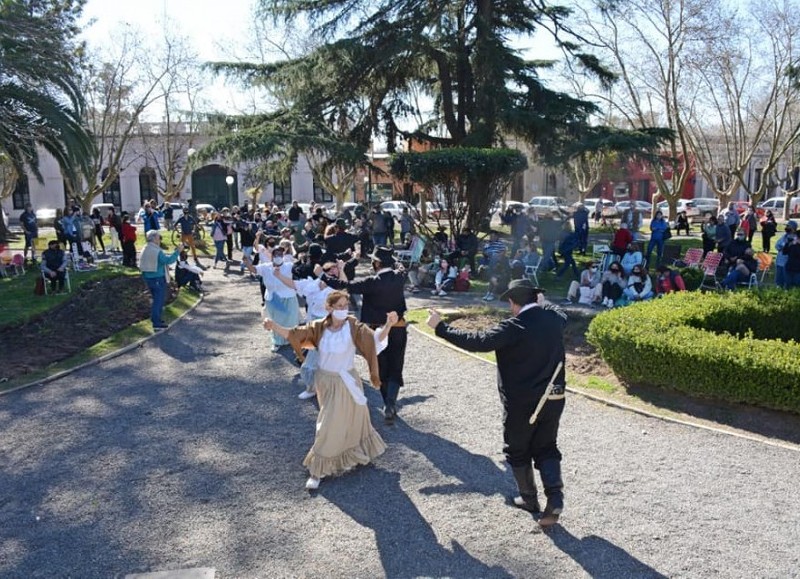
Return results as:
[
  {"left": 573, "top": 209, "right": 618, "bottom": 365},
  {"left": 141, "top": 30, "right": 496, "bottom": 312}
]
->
[{"left": 225, "top": 175, "right": 234, "bottom": 209}]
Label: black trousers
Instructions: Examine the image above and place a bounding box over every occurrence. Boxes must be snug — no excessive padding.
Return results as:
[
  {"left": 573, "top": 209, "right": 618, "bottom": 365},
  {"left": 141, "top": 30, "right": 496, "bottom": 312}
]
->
[
  {"left": 378, "top": 326, "right": 407, "bottom": 408},
  {"left": 503, "top": 397, "right": 564, "bottom": 468},
  {"left": 122, "top": 241, "right": 137, "bottom": 267}
]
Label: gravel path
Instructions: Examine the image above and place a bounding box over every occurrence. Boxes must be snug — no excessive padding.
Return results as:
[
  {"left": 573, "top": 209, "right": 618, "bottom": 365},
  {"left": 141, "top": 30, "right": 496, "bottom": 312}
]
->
[{"left": 1, "top": 262, "right": 798, "bottom": 578}]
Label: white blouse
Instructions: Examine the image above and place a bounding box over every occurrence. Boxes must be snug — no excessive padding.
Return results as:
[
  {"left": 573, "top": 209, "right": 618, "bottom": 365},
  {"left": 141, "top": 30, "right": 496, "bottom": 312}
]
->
[
  {"left": 317, "top": 322, "right": 389, "bottom": 405},
  {"left": 294, "top": 277, "right": 333, "bottom": 320},
  {"left": 255, "top": 262, "right": 296, "bottom": 300}
]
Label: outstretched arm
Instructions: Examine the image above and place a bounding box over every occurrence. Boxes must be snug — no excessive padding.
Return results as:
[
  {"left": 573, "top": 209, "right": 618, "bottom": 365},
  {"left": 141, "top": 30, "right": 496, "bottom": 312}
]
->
[{"left": 426, "top": 309, "right": 516, "bottom": 352}]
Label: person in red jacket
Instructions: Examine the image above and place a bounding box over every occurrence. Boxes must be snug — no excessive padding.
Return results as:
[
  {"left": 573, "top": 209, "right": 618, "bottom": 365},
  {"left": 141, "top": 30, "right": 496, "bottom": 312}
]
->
[
  {"left": 654, "top": 265, "right": 686, "bottom": 295},
  {"left": 611, "top": 223, "right": 634, "bottom": 256},
  {"left": 121, "top": 213, "right": 138, "bottom": 267}
]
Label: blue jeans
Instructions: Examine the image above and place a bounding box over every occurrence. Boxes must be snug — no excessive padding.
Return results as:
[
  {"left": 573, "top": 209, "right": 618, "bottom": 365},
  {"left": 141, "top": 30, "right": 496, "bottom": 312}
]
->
[
  {"left": 241, "top": 246, "right": 253, "bottom": 271},
  {"left": 373, "top": 233, "right": 387, "bottom": 247},
  {"left": 775, "top": 265, "right": 787, "bottom": 288},
  {"left": 646, "top": 238, "right": 664, "bottom": 266},
  {"left": 786, "top": 270, "right": 800, "bottom": 289},
  {"left": 213, "top": 239, "right": 225, "bottom": 263},
  {"left": 144, "top": 276, "right": 167, "bottom": 327},
  {"left": 722, "top": 269, "right": 746, "bottom": 290}
]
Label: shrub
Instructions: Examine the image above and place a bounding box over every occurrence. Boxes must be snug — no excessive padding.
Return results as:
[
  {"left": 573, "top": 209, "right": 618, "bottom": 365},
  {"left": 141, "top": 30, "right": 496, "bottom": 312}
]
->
[{"left": 586, "top": 289, "right": 800, "bottom": 413}]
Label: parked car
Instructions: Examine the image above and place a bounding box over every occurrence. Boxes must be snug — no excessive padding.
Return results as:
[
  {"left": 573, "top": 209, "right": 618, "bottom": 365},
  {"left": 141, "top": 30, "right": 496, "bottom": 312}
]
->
[
  {"left": 582, "top": 198, "right": 617, "bottom": 217},
  {"left": 35, "top": 207, "right": 57, "bottom": 226},
  {"left": 380, "top": 200, "right": 412, "bottom": 219},
  {"left": 416, "top": 201, "right": 446, "bottom": 220},
  {"left": 195, "top": 203, "right": 217, "bottom": 221},
  {"left": 614, "top": 200, "right": 653, "bottom": 215},
  {"left": 692, "top": 197, "right": 721, "bottom": 217},
  {"left": 528, "top": 196, "right": 570, "bottom": 217},
  {"left": 91, "top": 203, "right": 116, "bottom": 217},
  {"left": 757, "top": 196, "right": 800, "bottom": 218},
  {"left": 656, "top": 199, "right": 700, "bottom": 222}
]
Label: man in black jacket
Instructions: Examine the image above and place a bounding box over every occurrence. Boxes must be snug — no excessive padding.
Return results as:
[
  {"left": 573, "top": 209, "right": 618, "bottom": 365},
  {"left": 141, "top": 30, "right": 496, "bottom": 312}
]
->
[
  {"left": 427, "top": 279, "right": 567, "bottom": 528},
  {"left": 323, "top": 246, "right": 408, "bottom": 423}
]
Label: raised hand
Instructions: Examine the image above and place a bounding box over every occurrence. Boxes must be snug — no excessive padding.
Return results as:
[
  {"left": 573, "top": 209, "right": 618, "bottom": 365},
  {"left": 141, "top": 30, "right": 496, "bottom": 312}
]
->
[{"left": 426, "top": 308, "right": 442, "bottom": 329}]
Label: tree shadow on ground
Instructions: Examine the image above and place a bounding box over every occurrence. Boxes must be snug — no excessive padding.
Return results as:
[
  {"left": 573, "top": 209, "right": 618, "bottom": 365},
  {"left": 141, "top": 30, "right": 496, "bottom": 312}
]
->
[{"left": 546, "top": 526, "right": 668, "bottom": 579}]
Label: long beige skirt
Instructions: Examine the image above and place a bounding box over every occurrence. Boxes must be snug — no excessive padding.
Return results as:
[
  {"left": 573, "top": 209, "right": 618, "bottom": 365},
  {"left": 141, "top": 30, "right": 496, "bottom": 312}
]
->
[{"left": 303, "top": 369, "right": 386, "bottom": 479}]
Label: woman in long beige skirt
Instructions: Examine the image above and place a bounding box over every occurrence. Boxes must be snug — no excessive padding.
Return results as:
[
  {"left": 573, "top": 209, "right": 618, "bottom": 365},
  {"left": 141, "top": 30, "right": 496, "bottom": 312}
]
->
[{"left": 264, "top": 290, "right": 397, "bottom": 490}]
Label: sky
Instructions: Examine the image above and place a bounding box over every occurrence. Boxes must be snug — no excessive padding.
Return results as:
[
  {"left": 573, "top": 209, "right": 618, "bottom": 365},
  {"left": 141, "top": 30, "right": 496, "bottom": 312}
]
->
[{"left": 80, "top": 0, "right": 260, "bottom": 113}]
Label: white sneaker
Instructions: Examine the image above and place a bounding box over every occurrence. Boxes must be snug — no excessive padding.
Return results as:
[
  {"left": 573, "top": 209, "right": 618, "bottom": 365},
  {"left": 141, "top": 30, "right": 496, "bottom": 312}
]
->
[
  {"left": 438, "top": 290, "right": 447, "bottom": 296},
  {"left": 305, "top": 477, "right": 321, "bottom": 490},
  {"left": 298, "top": 391, "right": 316, "bottom": 400},
  {"left": 431, "top": 289, "right": 438, "bottom": 295},
  {"left": 270, "top": 344, "right": 280, "bottom": 353}
]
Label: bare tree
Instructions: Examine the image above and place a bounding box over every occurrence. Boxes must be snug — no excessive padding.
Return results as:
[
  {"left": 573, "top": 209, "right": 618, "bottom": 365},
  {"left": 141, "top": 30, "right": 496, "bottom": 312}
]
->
[
  {"left": 575, "top": 0, "right": 718, "bottom": 216},
  {"left": 683, "top": 0, "right": 800, "bottom": 206},
  {"left": 0, "top": 154, "right": 18, "bottom": 240},
  {"left": 64, "top": 26, "right": 179, "bottom": 211},
  {"left": 132, "top": 32, "right": 208, "bottom": 203}
]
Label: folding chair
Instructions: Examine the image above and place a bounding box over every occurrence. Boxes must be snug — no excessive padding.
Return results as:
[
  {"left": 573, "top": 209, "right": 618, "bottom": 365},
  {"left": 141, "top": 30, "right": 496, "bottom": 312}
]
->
[
  {"left": 396, "top": 235, "right": 426, "bottom": 269},
  {"left": 673, "top": 247, "right": 703, "bottom": 268},
  {"left": 42, "top": 269, "right": 72, "bottom": 295},
  {"left": 699, "top": 252, "right": 724, "bottom": 290},
  {"left": 755, "top": 252, "right": 773, "bottom": 285},
  {"left": 524, "top": 254, "right": 542, "bottom": 286}
]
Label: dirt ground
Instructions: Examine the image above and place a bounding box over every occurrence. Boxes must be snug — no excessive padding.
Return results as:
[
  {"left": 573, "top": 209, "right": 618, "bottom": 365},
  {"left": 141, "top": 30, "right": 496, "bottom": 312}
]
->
[{"left": 0, "top": 276, "right": 174, "bottom": 381}]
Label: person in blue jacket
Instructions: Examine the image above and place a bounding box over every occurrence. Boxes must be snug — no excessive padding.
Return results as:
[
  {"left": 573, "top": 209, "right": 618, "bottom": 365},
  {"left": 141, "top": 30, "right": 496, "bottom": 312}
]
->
[
  {"left": 646, "top": 210, "right": 669, "bottom": 266},
  {"left": 139, "top": 230, "right": 182, "bottom": 331}
]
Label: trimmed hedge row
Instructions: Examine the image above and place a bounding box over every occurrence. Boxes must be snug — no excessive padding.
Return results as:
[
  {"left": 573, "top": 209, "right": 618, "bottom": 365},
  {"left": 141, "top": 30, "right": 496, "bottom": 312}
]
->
[{"left": 586, "top": 289, "right": 800, "bottom": 413}]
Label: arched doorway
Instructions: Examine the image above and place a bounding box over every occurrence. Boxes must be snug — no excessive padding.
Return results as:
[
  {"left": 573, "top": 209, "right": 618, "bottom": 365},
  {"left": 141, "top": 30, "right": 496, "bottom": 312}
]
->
[{"left": 191, "top": 164, "right": 237, "bottom": 210}]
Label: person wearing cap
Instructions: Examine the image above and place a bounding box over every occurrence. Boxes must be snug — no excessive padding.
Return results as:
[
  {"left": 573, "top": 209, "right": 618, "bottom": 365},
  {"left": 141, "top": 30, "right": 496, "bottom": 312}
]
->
[
  {"left": 322, "top": 246, "right": 408, "bottom": 424},
  {"left": 139, "top": 230, "right": 182, "bottom": 331},
  {"left": 426, "top": 279, "right": 568, "bottom": 528}
]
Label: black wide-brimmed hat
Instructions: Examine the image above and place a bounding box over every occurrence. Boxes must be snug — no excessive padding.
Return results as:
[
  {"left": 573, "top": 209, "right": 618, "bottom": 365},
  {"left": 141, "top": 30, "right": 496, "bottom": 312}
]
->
[
  {"left": 368, "top": 246, "right": 396, "bottom": 265},
  {"left": 499, "top": 278, "right": 545, "bottom": 302}
]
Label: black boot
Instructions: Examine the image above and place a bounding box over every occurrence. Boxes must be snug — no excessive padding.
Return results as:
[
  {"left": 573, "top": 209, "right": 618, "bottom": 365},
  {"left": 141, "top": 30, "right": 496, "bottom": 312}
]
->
[
  {"left": 511, "top": 464, "right": 541, "bottom": 513},
  {"left": 538, "top": 459, "right": 564, "bottom": 528}
]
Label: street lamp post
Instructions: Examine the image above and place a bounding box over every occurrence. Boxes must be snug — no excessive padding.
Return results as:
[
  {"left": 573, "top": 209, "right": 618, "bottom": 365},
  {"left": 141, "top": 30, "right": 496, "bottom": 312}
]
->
[{"left": 225, "top": 175, "right": 234, "bottom": 209}]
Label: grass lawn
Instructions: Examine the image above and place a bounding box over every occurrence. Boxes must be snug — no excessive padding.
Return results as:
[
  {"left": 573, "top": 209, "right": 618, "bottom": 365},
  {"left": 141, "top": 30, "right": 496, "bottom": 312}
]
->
[
  {"left": 0, "top": 289, "right": 199, "bottom": 393},
  {"left": 0, "top": 264, "right": 140, "bottom": 328}
]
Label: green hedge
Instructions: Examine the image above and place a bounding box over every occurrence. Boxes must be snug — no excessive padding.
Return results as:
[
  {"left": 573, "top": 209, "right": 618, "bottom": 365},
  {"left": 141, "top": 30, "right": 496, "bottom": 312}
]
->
[{"left": 586, "top": 289, "right": 800, "bottom": 413}]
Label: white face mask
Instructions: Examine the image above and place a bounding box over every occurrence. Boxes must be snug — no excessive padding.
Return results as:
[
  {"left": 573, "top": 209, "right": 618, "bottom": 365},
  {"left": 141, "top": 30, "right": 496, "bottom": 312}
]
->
[
  {"left": 590, "top": 267, "right": 598, "bottom": 273},
  {"left": 272, "top": 257, "right": 284, "bottom": 266},
  {"left": 331, "top": 309, "right": 349, "bottom": 321}
]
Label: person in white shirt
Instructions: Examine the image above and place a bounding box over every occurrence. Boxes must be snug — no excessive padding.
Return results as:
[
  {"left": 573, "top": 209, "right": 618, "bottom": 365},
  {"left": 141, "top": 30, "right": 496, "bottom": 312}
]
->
[
  {"left": 566, "top": 261, "right": 602, "bottom": 305},
  {"left": 273, "top": 260, "right": 339, "bottom": 399},
  {"left": 265, "top": 291, "right": 397, "bottom": 490},
  {"left": 247, "top": 245, "right": 299, "bottom": 352}
]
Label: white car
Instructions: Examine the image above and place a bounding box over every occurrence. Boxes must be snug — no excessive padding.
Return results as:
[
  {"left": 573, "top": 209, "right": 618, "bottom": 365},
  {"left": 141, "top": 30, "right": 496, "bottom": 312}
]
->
[
  {"left": 35, "top": 207, "right": 58, "bottom": 226},
  {"left": 615, "top": 200, "right": 653, "bottom": 214},
  {"left": 657, "top": 199, "right": 700, "bottom": 221},
  {"left": 91, "top": 202, "right": 116, "bottom": 216},
  {"left": 693, "top": 197, "right": 720, "bottom": 216},
  {"left": 758, "top": 196, "right": 800, "bottom": 217},
  {"left": 195, "top": 204, "right": 217, "bottom": 221},
  {"left": 528, "top": 196, "right": 570, "bottom": 217},
  {"left": 582, "top": 198, "right": 617, "bottom": 216},
  {"left": 379, "top": 200, "right": 412, "bottom": 219}
]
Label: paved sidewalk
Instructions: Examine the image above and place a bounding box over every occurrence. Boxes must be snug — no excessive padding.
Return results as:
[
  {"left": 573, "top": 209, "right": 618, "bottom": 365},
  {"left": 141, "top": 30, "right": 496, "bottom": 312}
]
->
[{"left": 1, "top": 265, "right": 798, "bottom": 578}]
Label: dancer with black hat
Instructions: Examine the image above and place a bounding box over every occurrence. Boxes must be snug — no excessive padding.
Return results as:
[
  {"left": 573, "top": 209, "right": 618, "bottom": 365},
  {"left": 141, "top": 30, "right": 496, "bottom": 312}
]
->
[
  {"left": 323, "top": 246, "right": 408, "bottom": 424},
  {"left": 426, "top": 279, "right": 568, "bottom": 528}
]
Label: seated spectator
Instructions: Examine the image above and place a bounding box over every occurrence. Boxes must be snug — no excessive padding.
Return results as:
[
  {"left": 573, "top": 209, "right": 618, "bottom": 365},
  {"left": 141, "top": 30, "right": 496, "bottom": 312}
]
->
[
  {"left": 483, "top": 256, "right": 511, "bottom": 301},
  {"left": 40, "top": 240, "right": 68, "bottom": 293},
  {"left": 611, "top": 223, "right": 633, "bottom": 257},
  {"left": 723, "top": 229, "right": 751, "bottom": 266},
  {"left": 481, "top": 230, "right": 506, "bottom": 267},
  {"left": 431, "top": 259, "right": 458, "bottom": 296},
  {"left": 623, "top": 265, "right": 654, "bottom": 302},
  {"left": 408, "top": 261, "right": 437, "bottom": 293},
  {"left": 620, "top": 243, "right": 643, "bottom": 275},
  {"left": 453, "top": 265, "right": 471, "bottom": 292},
  {"left": 675, "top": 211, "right": 690, "bottom": 235},
  {"left": 600, "top": 263, "right": 626, "bottom": 308},
  {"left": 722, "top": 248, "right": 758, "bottom": 290},
  {"left": 511, "top": 240, "right": 540, "bottom": 279},
  {"left": 433, "top": 226, "right": 449, "bottom": 253},
  {"left": 449, "top": 227, "right": 478, "bottom": 272},
  {"left": 566, "top": 261, "right": 602, "bottom": 305},
  {"left": 655, "top": 265, "right": 686, "bottom": 295},
  {"left": 175, "top": 250, "right": 205, "bottom": 293}
]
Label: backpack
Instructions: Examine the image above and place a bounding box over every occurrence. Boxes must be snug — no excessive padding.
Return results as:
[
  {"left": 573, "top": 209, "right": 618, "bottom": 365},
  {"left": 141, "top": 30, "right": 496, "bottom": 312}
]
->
[{"left": 454, "top": 271, "right": 470, "bottom": 292}]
